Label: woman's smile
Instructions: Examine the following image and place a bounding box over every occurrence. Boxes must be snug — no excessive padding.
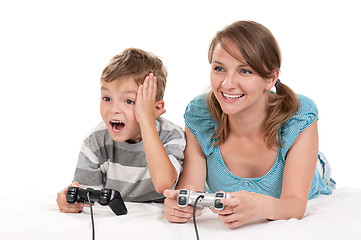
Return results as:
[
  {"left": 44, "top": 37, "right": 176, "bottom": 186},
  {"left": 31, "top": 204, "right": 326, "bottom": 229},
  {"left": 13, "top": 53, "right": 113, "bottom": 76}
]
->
[{"left": 222, "top": 92, "right": 245, "bottom": 100}]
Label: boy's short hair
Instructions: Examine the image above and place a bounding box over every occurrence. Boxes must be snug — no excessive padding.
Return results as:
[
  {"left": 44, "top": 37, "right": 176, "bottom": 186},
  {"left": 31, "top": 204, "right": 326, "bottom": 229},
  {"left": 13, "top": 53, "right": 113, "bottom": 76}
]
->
[{"left": 101, "top": 48, "right": 167, "bottom": 101}]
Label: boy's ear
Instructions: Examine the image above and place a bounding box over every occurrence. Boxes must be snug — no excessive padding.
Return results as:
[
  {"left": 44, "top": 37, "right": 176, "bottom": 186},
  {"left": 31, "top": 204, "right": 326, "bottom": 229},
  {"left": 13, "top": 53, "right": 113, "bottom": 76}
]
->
[
  {"left": 265, "top": 71, "right": 279, "bottom": 91},
  {"left": 154, "top": 100, "right": 166, "bottom": 119}
]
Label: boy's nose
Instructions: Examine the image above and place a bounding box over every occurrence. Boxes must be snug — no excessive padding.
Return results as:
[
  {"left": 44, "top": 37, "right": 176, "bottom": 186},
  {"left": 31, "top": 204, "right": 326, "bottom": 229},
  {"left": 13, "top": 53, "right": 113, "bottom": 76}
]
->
[{"left": 110, "top": 103, "right": 123, "bottom": 115}]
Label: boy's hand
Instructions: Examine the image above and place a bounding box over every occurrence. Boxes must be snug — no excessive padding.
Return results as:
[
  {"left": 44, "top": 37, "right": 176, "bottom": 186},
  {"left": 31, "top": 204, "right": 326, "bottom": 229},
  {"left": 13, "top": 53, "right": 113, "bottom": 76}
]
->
[
  {"left": 56, "top": 182, "right": 84, "bottom": 213},
  {"left": 135, "top": 73, "right": 165, "bottom": 125},
  {"left": 135, "top": 73, "right": 174, "bottom": 193}
]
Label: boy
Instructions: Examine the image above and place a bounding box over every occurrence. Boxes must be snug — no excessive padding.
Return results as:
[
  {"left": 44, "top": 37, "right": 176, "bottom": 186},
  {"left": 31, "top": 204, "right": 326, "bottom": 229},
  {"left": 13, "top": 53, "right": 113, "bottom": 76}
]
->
[{"left": 57, "top": 48, "right": 185, "bottom": 213}]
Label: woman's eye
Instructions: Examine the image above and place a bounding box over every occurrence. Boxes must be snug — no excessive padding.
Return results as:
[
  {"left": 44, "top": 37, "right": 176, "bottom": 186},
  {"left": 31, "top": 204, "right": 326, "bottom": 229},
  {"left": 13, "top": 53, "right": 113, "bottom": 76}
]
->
[
  {"left": 214, "top": 66, "right": 224, "bottom": 72},
  {"left": 240, "top": 69, "right": 252, "bottom": 74},
  {"left": 126, "top": 99, "right": 135, "bottom": 105},
  {"left": 103, "top": 97, "right": 111, "bottom": 102}
]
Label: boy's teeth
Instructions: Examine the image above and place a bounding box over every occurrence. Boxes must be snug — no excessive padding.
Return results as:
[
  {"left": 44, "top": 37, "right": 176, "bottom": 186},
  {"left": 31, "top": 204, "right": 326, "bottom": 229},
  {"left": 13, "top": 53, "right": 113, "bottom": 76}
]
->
[
  {"left": 111, "top": 120, "right": 124, "bottom": 132},
  {"left": 111, "top": 120, "right": 122, "bottom": 123},
  {"left": 223, "top": 93, "right": 244, "bottom": 99}
]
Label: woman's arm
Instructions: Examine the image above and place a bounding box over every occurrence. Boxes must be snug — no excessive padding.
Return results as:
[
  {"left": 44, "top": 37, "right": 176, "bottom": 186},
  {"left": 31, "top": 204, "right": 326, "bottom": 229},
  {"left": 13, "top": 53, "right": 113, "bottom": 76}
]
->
[
  {"left": 176, "top": 126, "right": 207, "bottom": 191},
  {"left": 163, "top": 126, "right": 207, "bottom": 222},
  {"left": 217, "top": 121, "right": 319, "bottom": 228},
  {"left": 270, "top": 120, "right": 319, "bottom": 219}
]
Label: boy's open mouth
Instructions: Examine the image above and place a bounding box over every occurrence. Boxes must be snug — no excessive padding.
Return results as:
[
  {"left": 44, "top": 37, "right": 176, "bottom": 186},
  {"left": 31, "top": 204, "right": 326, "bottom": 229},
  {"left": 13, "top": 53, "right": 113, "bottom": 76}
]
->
[{"left": 110, "top": 120, "right": 125, "bottom": 132}]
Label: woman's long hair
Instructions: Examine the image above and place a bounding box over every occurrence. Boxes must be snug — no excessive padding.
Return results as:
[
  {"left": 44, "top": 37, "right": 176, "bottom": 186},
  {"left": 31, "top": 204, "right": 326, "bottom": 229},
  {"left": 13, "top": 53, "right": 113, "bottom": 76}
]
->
[{"left": 207, "top": 21, "right": 299, "bottom": 149}]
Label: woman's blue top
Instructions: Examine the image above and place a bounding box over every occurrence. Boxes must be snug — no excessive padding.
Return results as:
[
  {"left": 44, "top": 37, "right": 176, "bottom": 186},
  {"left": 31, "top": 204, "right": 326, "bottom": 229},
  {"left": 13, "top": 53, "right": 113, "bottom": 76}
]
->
[{"left": 184, "top": 93, "right": 333, "bottom": 199}]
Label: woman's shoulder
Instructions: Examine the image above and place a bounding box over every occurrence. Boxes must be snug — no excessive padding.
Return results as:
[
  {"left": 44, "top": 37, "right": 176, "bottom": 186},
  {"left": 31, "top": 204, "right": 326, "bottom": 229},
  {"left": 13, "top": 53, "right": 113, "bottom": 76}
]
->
[
  {"left": 284, "top": 94, "right": 319, "bottom": 129},
  {"left": 186, "top": 93, "right": 209, "bottom": 110},
  {"left": 184, "top": 93, "right": 217, "bottom": 156},
  {"left": 297, "top": 94, "right": 318, "bottom": 116},
  {"left": 184, "top": 93, "right": 212, "bottom": 121},
  {"left": 279, "top": 94, "right": 319, "bottom": 154}
]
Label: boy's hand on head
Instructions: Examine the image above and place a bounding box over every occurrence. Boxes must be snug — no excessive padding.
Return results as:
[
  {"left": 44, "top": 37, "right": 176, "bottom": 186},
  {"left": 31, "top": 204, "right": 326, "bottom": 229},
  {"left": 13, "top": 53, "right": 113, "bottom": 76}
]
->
[{"left": 135, "top": 73, "right": 164, "bottom": 125}]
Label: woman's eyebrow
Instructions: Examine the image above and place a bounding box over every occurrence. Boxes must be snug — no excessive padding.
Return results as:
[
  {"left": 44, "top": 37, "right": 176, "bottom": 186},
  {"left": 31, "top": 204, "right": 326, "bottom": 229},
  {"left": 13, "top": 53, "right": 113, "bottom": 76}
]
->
[
  {"left": 212, "top": 60, "right": 224, "bottom": 65},
  {"left": 212, "top": 60, "right": 249, "bottom": 68}
]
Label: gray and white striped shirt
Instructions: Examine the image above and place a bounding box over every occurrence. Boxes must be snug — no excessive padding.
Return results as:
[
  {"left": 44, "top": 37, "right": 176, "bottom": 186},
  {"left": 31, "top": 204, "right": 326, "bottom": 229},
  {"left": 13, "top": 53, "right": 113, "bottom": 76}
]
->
[{"left": 73, "top": 117, "right": 185, "bottom": 202}]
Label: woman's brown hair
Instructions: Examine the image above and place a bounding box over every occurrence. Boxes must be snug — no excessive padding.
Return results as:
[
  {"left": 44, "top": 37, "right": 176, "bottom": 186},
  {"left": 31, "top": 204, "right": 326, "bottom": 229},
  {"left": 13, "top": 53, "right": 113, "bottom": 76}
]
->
[{"left": 207, "top": 21, "right": 299, "bottom": 149}]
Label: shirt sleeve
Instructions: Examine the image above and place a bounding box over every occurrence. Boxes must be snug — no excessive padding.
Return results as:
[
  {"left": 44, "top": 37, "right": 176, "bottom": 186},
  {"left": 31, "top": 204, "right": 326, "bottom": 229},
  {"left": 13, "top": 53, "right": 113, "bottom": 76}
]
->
[
  {"left": 157, "top": 118, "right": 186, "bottom": 178},
  {"left": 279, "top": 94, "right": 319, "bottom": 159},
  {"left": 73, "top": 124, "right": 108, "bottom": 188},
  {"left": 183, "top": 93, "right": 217, "bottom": 157}
]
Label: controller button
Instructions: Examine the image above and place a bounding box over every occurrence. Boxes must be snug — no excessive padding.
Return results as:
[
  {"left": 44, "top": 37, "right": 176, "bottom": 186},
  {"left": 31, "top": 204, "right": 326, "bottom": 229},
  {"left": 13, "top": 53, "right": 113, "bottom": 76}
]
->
[
  {"left": 179, "top": 189, "right": 188, "bottom": 194},
  {"left": 214, "top": 199, "right": 223, "bottom": 209},
  {"left": 178, "top": 196, "right": 187, "bottom": 206},
  {"left": 215, "top": 192, "right": 224, "bottom": 198}
]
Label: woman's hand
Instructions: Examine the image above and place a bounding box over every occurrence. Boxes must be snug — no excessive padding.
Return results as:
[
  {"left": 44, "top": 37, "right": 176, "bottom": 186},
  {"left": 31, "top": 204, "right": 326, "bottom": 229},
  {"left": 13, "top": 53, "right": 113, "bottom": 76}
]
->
[
  {"left": 163, "top": 189, "right": 202, "bottom": 223},
  {"left": 212, "top": 191, "right": 273, "bottom": 229},
  {"left": 56, "top": 182, "right": 84, "bottom": 213}
]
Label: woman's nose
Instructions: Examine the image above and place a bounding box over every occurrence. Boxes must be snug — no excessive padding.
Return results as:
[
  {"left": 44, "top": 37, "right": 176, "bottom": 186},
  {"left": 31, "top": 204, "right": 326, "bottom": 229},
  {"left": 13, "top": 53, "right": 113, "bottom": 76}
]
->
[{"left": 221, "top": 73, "right": 236, "bottom": 88}]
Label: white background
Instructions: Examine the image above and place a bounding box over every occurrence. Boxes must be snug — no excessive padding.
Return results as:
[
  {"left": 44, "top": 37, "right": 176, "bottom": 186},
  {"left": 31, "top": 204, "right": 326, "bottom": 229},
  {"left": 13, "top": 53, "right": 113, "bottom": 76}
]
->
[{"left": 1, "top": 0, "right": 360, "bottom": 195}]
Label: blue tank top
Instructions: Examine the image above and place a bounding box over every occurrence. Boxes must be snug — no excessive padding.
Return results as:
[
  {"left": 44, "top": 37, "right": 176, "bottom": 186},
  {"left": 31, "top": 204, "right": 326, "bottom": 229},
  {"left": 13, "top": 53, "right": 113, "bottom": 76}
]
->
[{"left": 184, "top": 93, "right": 333, "bottom": 199}]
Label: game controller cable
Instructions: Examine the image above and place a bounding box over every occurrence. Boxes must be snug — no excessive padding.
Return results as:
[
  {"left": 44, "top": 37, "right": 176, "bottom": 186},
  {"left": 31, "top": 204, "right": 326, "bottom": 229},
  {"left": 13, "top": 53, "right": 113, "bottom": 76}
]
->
[
  {"left": 86, "top": 192, "right": 95, "bottom": 240},
  {"left": 193, "top": 195, "right": 204, "bottom": 240},
  {"left": 177, "top": 189, "right": 231, "bottom": 240},
  {"left": 66, "top": 187, "right": 127, "bottom": 240}
]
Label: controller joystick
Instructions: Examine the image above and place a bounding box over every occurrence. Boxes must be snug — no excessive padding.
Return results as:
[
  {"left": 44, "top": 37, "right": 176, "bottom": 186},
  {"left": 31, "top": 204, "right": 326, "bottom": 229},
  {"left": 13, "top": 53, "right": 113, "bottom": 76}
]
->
[
  {"left": 177, "top": 189, "right": 231, "bottom": 210},
  {"left": 66, "top": 187, "right": 128, "bottom": 215}
]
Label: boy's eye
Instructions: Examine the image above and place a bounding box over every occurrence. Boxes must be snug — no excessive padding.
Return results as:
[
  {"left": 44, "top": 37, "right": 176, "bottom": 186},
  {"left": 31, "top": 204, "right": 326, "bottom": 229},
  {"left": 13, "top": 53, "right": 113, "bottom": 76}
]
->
[
  {"left": 103, "top": 97, "right": 111, "bottom": 102},
  {"left": 126, "top": 99, "right": 135, "bottom": 104},
  {"left": 214, "top": 66, "right": 224, "bottom": 72}
]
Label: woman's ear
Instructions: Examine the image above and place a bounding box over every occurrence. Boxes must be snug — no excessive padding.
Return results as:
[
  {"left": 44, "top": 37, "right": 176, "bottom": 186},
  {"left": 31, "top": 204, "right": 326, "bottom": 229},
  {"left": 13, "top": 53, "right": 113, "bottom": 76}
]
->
[
  {"left": 265, "top": 71, "right": 279, "bottom": 91},
  {"left": 154, "top": 100, "right": 166, "bottom": 119}
]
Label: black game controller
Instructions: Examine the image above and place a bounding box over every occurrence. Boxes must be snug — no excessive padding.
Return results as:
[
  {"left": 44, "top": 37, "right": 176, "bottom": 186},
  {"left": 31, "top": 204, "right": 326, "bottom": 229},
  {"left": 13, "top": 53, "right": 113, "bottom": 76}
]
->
[
  {"left": 177, "top": 189, "right": 231, "bottom": 210},
  {"left": 67, "top": 187, "right": 128, "bottom": 216}
]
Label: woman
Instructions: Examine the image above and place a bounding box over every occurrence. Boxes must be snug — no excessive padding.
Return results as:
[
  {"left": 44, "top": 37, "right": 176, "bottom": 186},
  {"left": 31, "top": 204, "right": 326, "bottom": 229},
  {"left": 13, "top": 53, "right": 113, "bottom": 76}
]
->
[{"left": 163, "top": 20, "right": 335, "bottom": 229}]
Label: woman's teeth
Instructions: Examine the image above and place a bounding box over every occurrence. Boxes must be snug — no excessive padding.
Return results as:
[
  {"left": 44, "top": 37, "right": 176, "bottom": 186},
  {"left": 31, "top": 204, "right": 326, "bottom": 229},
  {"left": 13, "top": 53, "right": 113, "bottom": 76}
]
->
[{"left": 222, "top": 93, "right": 245, "bottom": 99}]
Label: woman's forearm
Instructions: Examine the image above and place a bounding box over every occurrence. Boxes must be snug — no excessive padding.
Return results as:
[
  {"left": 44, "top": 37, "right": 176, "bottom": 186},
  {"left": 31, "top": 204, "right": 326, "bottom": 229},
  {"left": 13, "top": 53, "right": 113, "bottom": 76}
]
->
[{"left": 268, "top": 196, "right": 307, "bottom": 220}]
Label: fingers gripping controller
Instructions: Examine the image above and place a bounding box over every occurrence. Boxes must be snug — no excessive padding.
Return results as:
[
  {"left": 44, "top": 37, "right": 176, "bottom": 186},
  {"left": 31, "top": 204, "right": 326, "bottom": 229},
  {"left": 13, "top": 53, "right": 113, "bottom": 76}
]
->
[
  {"left": 177, "top": 189, "right": 231, "bottom": 210},
  {"left": 66, "top": 187, "right": 128, "bottom": 215}
]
